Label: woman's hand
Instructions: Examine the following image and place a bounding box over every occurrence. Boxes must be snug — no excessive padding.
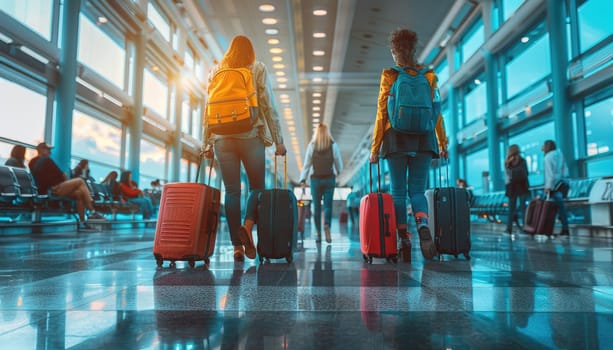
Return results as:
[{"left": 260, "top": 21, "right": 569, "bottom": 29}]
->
[
  {"left": 275, "top": 143, "right": 287, "bottom": 156},
  {"left": 201, "top": 144, "right": 214, "bottom": 160},
  {"left": 369, "top": 152, "right": 379, "bottom": 164}
]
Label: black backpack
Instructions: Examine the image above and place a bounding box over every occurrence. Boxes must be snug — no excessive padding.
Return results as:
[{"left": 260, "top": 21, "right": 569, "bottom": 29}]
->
[
  {"left": 311, "top": 143, "right": 334, "bottom": 178},
  {"left": 508, "top": 158, "right": 528, "bottom": 183}
]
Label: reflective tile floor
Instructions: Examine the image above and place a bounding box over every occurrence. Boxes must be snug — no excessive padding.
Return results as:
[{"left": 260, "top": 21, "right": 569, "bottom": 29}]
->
[{"left": 0, "top": 219, "right": 612, "bottom": 350}]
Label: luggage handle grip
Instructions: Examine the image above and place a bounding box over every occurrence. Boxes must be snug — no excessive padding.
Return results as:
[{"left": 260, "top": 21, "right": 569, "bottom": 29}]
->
[
  {"left": 195, "top": 158, "right": 214, "bottom": 185},
  {"left": 368, "top": 162, "right": 382, "bottom": 193},
  {"left": 273, "top": 154, "right": 288, "bottom": 189}
]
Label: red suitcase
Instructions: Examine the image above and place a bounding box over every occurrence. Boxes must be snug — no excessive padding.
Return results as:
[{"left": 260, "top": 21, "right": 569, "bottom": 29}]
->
[
  {"left": 359, "top": 164, "right": 398, "bottom": 264},
  {"left": 523, "top": 198, "right": 557, "bottom": 235},
  {"left": 153, "top": 162, "right": 220, "bottom": 268}
]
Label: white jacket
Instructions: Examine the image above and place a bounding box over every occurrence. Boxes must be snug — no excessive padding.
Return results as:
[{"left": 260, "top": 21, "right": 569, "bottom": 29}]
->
[{"left": 543, "top": 149, "right": 568, "bottom": 190}]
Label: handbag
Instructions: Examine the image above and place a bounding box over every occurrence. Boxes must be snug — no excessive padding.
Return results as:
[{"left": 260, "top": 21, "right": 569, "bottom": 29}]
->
[{"left": 553, "top": 179, "right": 570, "bottom": 198}]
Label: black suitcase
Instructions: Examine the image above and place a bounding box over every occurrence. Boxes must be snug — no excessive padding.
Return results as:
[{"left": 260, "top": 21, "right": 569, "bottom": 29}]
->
[
  {"left": 425, "top": 164, "right": 471, "bottom": 260},
  {"left": 256, "top": 155, "right": 298, "bottom": 263},
  {"left": 523, "top": 198, "right": 557, "bottom": 235}
]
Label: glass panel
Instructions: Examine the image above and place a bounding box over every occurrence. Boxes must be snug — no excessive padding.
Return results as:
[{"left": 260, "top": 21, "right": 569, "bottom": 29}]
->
[
  {"left": 464, "top": 80, "right": 487, "bottom": 125},
  {"left": 0, "top": 0, "right": 52, "bottom": 40},
  {"left": 147, "top": 2, "right": 170, "bottom": 42},
  {"left": 508, "top": 121, "right": 555, "bottom": 187},
  {"left": 140, "top": 139, "right": 166, "bottom": 184},
  {"left": 435, "top": 59, "right": 449, "bottom": 87},
  {"left": 143, "top": 69, "right": 168, "bottom": 117},
  {"left": 586, "top": 157, "right": 613, "bottom": 177},
  {"left": 78, "top": 14, "right": 125, "bottom": 88},
  {"left": 503, "top": 0, "right": 524, "bottom": 22},
  {"left": 505, "top": 28, "right": 550, "bottom": 100},
  {"left": 180, "top": 158, "right": 189, "bottom": 182},
  {"left": 0, "top": 76, "right": 46, "bottom": 145},
  {"left": 71, "top": 111, "right": 122, "bottom": 179},
  {"left": 460, "top": 19, "right": 484, "bottom": 64},
  {"left": 466, "top": 148, "right": 489, "bottom": 194},
  {"left": 578, "top": 0, "right": 613, "bottom": 53},
  {"left": 585, "top": 96, "right": 613, "bottom": 156},
  {"left": 181, "top": 99, "right": 190, "bottom": 134}
]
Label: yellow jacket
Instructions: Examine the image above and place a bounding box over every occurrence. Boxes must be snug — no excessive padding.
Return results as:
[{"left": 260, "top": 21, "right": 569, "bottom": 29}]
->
[{"left": 370, "top": 67, "right": 448, "bottom": 156}]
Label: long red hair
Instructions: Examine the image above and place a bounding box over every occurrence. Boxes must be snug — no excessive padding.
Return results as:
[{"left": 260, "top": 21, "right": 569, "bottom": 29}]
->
[{"left": 221, "top": 35, "right": 256, "bottom": 68}]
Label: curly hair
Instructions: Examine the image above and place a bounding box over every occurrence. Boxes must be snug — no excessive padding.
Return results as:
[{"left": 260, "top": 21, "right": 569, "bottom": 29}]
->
[
  {"left": 221, "top": 35, "right": 256, "bottom": 68},
  {"left": 389, "top": 28, "right": 418, "bottom": 66}
]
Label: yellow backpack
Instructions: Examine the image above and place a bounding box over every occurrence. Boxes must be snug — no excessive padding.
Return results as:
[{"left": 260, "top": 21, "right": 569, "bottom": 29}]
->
[{"left": 206, "top": 67, "right": 258, "bottom": 135}]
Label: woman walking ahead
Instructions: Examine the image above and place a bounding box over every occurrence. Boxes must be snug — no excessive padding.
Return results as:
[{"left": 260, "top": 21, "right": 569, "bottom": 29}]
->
[
  {"left": 370, "top": 28, "right": 448, "bottom": 261},
  {"left": 202, "top": 35, "right": 286, "bottom": 261},
  {"left": 504, "top": 144, "right": 530, "bottom": 234},
  {"left": 299, "top": 123, "right": 343, "bottom": 244}
]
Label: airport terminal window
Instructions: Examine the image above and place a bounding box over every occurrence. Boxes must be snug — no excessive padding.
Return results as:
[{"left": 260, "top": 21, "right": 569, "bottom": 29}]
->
[
  {"left": 191, "top": 104, "right": 202, "bottom": 139},
  {"left": 435, "top": 59, "right": 449, "bottom": 87},
  {"left": 586, "top": 157, "right": 613, "bottom": 178},
  {"left": 502, "top": 0, "right": 524, "bottom": 22},
  {"left": 140, "top": 139, "right": 167, "bottom": 184},
  {"left": 503, "top": 23, "right": 550, "bottom": 100},
  {"left": 0, "top": 76, "right": 45, "bottom": 145},
  {"left": 143, "top": 69, "right": 169, "bottom": 118},
  {"left": 457, "top": 19, "right": 484, "bottom": 68},
  {"left": 71, "top": 111, "right": 121, "bottom": 171},
  {"left": 180, "top": 158, "right": 189, "bottom": 182},
  {"left": 585, "top": 97, "right": 613, "bottom": 157},
  {"left": 509, "top": 121, "right": 554, "bottom": 187},
  {"left": 78, "top": 14, "right": 126, "bottom": 89},
  {"left": 181, "top": 99, "right": 191, "bottom": 134},
  {"left": 147, "top": 3, "right": 170, "bottom": 42},
  {"left": 462, "top": 76, "right": 487, "bottom": 126},
  {"left": 577, "top": 0, "right": 612, "bottom": 53},
  {"left": 0, "top": 0, "right": 52, "bottom": 41},
  {"left": 465, "top": 148, "right": 489, "bottom": 194}
]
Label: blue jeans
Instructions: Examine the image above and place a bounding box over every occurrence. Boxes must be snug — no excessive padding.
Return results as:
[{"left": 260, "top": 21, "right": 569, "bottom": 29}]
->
[
  {"left": 386, "top": 153, "right": 432, "bottom": 226},
  {"left": 550, "top": 190, "right": 569, "bottom": 229},
  {"left": 127, "top": 196, "right": 154, "bottom": 219},
  {"left": 507, "top": 192, "right": 530, "bottom": 231},
  {"left": 214, "top": 137, "right": 265, "bottom": 246},
  {"left": 310, "top": 176, "right": 336, "bottom": 233}
]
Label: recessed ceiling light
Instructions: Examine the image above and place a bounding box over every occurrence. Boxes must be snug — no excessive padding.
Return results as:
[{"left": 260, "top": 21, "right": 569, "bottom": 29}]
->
[
  {"left": 269, "top": 47, "right": 283, "bottom": 54},
  {"left": 279, "top": 84, "right": 287, "bottom": 88},
  {"left": 313, "top": 106, "right": 321, "bottom": 111},
  {"left": 268, "top": 38, "right": 280, "bottom": 45},
  {"left": 98, "top": 16, "right": 108, "bottom": 24},
  {"left": 313, "top": 9, "right": 327, "bottom": 16},
  {"left": 265, "top": 28, "right": 279, "bottom": 35},
  {"left": 280, "top": 94, "right": 289, "bottom": 99},
  {"left": 262, "top": 18, "right": 278, "bottom": 25},
  {"left": 521, "top": 36, "right": 529, "bottom": 43},
  {"left": 272, "top": 56, "right": 283, "bottom": 62},
  {"left": 259, "top": 4, "right": 275, "bottom": 12},
  {"left": 275, "top": 71, "right": 286, "bottom": 76},
  {"left": 273, "top": 63, "right": 285, "bottom": 69},
  {"left": 313, "top": 77, "right": 322, "bottom": 82},
  {"left": 313, "top": 32, "right": 326, "bottom": 38},
  {"left": 313, "top": 113, "right": 320, "bottom": 117},
  {"left": 313, "top": 66, "right": 324, "bottom": 71},
  {"left": 313, "top": 50, "right": 325, "bottom": 56},
  {"left": 313, "top": 118, "right": 320, "bottom": 123},
  {"left": 277, "top": 77, "right": 288, "bottom": 83},
  {"left": 313, "top": 99, "right": 321, "bottom": 104},
  {"left": 312, "top": 92, "right": 321, "bottom": 97}
]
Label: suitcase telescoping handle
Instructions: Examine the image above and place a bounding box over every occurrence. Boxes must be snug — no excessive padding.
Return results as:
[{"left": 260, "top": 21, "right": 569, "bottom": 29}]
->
[
  {"left": 435, "top": 158, "right": 450, "bottom": 188},
  {"left": 195, "top": 158, "right": 214, "bottom": 185},
  {"left": 273, "top": 154, "right": 288, "bottom": 189},
  {"left": 368, "top": 162, "right": 382, "bottom": 193}
]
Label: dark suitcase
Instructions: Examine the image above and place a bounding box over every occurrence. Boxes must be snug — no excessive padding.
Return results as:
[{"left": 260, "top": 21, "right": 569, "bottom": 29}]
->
[
  {"left": 257, "top": 155, "right": 298, "bottom": 263},
  {"left": 297, "top": 188, "right": 310, "bottom": 236},
  {"left": 425, "top": 164, "right": 471, "bottom": 260},
  {"left": 359, "top": 163, "right": 398, "bottom": 264},
  {"left": 523, "top": 198, "right": 558, "bottom": 235},
  {"left": 153, "top": 161, "right": 220, "bottom": 268}
]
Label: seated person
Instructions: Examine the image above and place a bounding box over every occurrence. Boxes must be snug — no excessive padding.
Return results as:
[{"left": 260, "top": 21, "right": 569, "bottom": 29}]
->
[
  {"left": 5, "top": 145, "right": 27, "bottom": 168},
  {"left": 118, "top": 170, "right": 154, "bottom": 219},
  {"left": 101, "top": 170, "right": 121, "bottom": 201},
  {"left": 28, "top": 142, "right": 105, "bottom": 228},
  {"left": 71, "top": 159, "right": 95, "bottom": 182}
]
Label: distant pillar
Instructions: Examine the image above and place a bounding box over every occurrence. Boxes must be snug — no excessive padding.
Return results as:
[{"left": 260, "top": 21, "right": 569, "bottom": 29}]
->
[
  {"left": 446, "top": 85, "right": 459, "bottom": 181},
  {"left": 547, "top": 0, "right": 575, "bottom": 176},
  {"left": 129, "top": 30, "right": 146, "bottom": 183},
  {"left": 484, "top": 49, "right": 503, "bottom": 191},
  {"left": 53, "top": 0, "right": 81, "bottom": 174}
]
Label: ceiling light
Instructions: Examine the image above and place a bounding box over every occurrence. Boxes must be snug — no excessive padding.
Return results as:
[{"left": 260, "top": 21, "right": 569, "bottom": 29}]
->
[
  {"left": 268, "top": 38, "right": 280, "bottom": 45},
  {"left": 313, "top": 50, "right": 325, "bottom": 56},
  {"left": 313, "top": 118, "right": 320, "bottom": 123},
  {"left": 521, "top": 36, "right": 529, "bottom": 43},
  {"left": 313, "top": 77, "right": 322, "bottom": 82},
  {"left": 313, "top": 66, "right": 324, "bottom": 71},
  {"left": 474, "top": 79, "right": 481, "bottom": 85},
  {"left": 313, "top": 113, "right": 320, "bottom": 117},
  {"left": 259, "top": 4, "right": 275, "bottom": 12},
  {"left": 280, "top": 94, "right": 289, "bottom": 99},
  {"left": 279, "top": 84, "right": 287, "bottom": 88},
  {"left": 313, "top": 99, "right": 321, "bottom": 104},
  {"left": 313, "top": 9, "right": 327, "bottom": 16},
  {"left": 273, "top": 63, "right": 285, "bottom": 69},
  {"left": 269, "top": 47, "right": 283, "bottom": 54},
  {"left": 262, "top": 18, "right": 278, "bottom": 25},
  {"left": 276, "top": 71, "right": 286, "bottom": 76},
  {"left": 313, "top": 106, "right": 321, "bottom": 111},
  {"left": 265, "top": 28, "right": 279, "bottom": 35},
  {"left": 287, "top": 120, "right": 294, "bottom": 125},
  {"left": 312, "top": 92, "right": 321, "bottom": 97},
  {"left": 313, "top": 32, "right": 326, "bottom": 38},
  {"left": 97, "top": 16, "right": 108, "bottom": 24},
  {"left": 277, "top": 77, "right": 288, "bottom": 83},
  {"left": 288, "top": 126, "right": 295, "bottom": 132},
  {"left": 272, "top": 56, "right": 283, "bottom": 62}
]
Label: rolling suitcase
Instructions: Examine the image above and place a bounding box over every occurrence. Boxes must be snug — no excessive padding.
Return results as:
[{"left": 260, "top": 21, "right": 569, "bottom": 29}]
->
[
  {"left": 359, "top": 163, "right": 398, "bottom": 264},
  {"left": 426, "top": 163, "right": 471, "bottom": 260},
  {"left": 297, "top": 188, "right": 310, "bottom": 238},
  {"left": 523, "top": 197, "right": 557, "bottom": 235},
  {"left": 153, "top": 161, "right": 220, "bottom": 268},
  {"left": 257, "top": 155, "right": 298, "bottom": 263}
]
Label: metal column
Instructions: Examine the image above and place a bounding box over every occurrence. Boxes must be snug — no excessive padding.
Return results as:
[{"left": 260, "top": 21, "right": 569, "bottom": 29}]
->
[
  {"left": 128, "top": 31, "right": 146, "bottom": 183},
  {"left": 484, "top": 49, "right": 503, "bottom": 191}
]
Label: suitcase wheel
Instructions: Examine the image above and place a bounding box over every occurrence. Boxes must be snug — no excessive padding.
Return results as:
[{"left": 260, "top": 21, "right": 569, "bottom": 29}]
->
[
  {"left": 204, "top": 257, "right": 210, "bottom": 266},
  {"left": 285, "top": 256, "right": 292, "bottom": 263},
  {"left": 169, "top": 261, "right": 176, "bottom": 268},
  {"left": 463, "top": 252, "right": 470, "bottom": 260},
  {"left": 188, "top": 259, "right": 195, "bottom": 268},
  {"left": 155, "top": 255, "right": 163, "bottom": 268}
]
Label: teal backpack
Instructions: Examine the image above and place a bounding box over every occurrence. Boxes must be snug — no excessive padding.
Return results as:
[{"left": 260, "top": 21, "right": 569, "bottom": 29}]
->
[{"left": 387, "top": 66, "right": 436, "bottom": 134}]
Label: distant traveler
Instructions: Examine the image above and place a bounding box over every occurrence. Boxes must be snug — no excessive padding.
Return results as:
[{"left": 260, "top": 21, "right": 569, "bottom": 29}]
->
[
  {"left": 504, "top": 144, "right": 530, "bottom": 234},
  {"left": 346, "top": 187, "right": 360, "bottom": 226},
  {"left": 5, "top": 145, "right": 27, "bottom": 168},
  {"left": 542, "top": 140, "right": 569, "bottom": 236},
  {"left": 28, "top": 142, "right": 105, "bottom": 229},
  {"left": 118, "top": 170, "right": 154, "bottom": 220},
  {"left": 202, "top": 35, "right": 287, "bottom": 261},
  {"left": 71, "top": 159, "right": 95, "bottom": 182},
  {"left": 299, "top": 123, "right": 343, "bottom": 243},
  {"left": 369, "top": 28, "right": 449, "bottom": 261}
]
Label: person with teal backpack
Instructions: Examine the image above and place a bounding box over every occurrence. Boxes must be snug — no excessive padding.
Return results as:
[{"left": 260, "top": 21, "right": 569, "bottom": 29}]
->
[{"left": 370, "top": 28, "right": 449, "bottom": 262}]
